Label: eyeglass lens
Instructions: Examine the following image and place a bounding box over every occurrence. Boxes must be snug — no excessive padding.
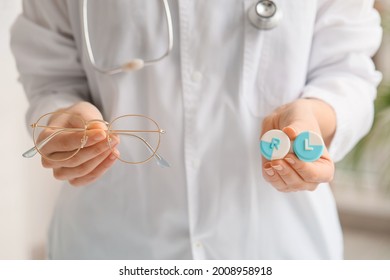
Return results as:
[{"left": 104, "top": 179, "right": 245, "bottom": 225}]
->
[
  {"left": 108, "top": 115, "right": 161, "bottom": 164},
  {"left": 33, "top": 113, "right": 86, "bottom": 161}
]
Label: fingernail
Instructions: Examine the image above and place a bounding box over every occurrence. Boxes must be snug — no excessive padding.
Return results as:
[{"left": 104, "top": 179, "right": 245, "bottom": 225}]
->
[
  {"left": 265, "top": 168, "right": 275, "bottom": 176},
  {"left": 272, "top": 165, "right": 283, "bottom": 171},
  {"left": 285, "top": 158, "right": 295, "bottom": 165}
]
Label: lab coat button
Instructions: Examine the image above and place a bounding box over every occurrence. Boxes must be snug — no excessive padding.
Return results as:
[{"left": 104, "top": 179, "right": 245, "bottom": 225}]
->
[{"left": 191, "top": 71, "right": 203, "bottom": 83}]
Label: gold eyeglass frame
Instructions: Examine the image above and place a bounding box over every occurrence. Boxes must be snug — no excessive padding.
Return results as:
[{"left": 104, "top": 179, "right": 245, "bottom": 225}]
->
[{"left": 23, "top": 112, "right": 170, "bottom": 167}]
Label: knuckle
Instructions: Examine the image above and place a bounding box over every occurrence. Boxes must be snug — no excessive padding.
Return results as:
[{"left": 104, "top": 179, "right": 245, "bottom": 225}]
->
[
  {"left": 320, "top": 172, "right": 334, "bottom": 183},
  {"left": 102, "top": 159, "right": 114, "bottom": 170},
  {"left": 53, "top": 169, "right": 66, "bottom": 181},
  {"left": 289, "top": 182, "right": 317, "bottom": 191},
  {"left": 289, "top": 183, "right": 304, "bottom": 190},
  {"left": 265, "top": 175, "right": 280, "bottom": 184},
  {"left": 92, "top": 143, "right": 107, "bottom": 155},
  {"left": 262, "top": 170, "right": 271, "bottom": 179},
  {"left": 268, "top": 179, "right": 285, "bottom": 189},
  {"left": 41, "top": 158, "right": 53, "bottom": 168},
  {"left": 306, "top": 169, "right": 321, "bottom": 182},
  {"left": 306, "top": 184, "right": 318, "bottom": 192},
  {"left": 87, "top": 174, "right": 99, "bottom": 183},
  {"left": 327, "top": 165, "right": 335, "bottom": 182},
  {"left": 78, "top": 173, "right": 99, "bottom": 186},
  {"left": 275, "top": 186, "right": 289, "bottom": 193},
  {"left": 89, "top": 165, "right": 110, "bottom": 181},
  {"left": 69, "top": 179, "right": 84, "bottom": 187},
  {"left": 58, "top": 140, "right": 71, "bottom": 151},
  {"left": 293, "top": 161, "right": 308, "bottom": 173},
  {"left": 88, "top": 166, "right": 106, "bottom": 179},
  {"left": 65, "top": 155, "right": 82, "bottom": 168},
  {"left": 74, "top": 164, "right": 90, "bottom": 178},
  {"left": 279, "top": 167, "right": 293, "bottom": 177}
]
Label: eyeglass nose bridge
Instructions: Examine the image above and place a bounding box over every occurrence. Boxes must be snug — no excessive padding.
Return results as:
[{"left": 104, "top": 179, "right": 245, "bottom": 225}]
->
[
  {"left": 80, "top": 119, "right": 110, "bottom": 149},
  {"left": 81, "top": 135, "right": 88, "bottom": 148}
]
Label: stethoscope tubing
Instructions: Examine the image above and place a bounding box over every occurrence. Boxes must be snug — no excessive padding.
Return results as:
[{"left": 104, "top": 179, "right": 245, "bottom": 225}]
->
[
  {"left": 81, "top": 0, "right": 174, "bottom": 74},
  {"left": 81, "top": 0, "right": 280, "bottom": 74}
]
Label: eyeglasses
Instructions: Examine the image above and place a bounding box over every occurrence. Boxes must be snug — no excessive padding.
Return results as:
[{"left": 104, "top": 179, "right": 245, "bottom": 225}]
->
[{"left": 23, "top": 112, "right": 170, "bottom": 168}]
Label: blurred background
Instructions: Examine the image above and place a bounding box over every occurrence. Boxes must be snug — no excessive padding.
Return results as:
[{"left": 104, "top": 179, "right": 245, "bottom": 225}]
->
[
  {"left": 332, "top": 0, "right": 390, "bottom": 259},
  {"left": 0, "top": 0, "right": 389, "bottom": 259},
  {"left": 0, "top": 1, "right": 61, "bottom": 259}
]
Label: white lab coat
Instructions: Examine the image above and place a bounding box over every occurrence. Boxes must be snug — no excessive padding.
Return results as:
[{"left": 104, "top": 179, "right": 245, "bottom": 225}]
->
[{"left": 11, "top": 0, "right": 382, "bottom": 259}]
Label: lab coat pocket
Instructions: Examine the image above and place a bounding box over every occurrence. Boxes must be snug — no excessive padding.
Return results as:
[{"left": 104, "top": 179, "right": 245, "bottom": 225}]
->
[{"left": 241, "top": 0, "right": 314, "bottom": 118}]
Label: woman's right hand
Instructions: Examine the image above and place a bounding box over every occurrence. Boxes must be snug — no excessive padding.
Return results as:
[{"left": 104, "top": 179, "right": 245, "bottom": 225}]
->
[{"left": 39, "top": 102, "right": 119, "bottom": 186}]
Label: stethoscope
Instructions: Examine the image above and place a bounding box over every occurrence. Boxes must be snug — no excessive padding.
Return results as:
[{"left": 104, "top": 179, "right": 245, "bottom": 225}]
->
[
  {"left": 248, "top": 0, "right": 282, "bottom": 30},
  {"left": 82, "top": 0, "right": 282, "bottom": 74}
]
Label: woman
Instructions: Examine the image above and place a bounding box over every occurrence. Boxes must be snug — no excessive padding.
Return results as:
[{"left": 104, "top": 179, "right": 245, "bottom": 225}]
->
[{"left": 11, "top": 0, "right": 382, "bottom": 259}]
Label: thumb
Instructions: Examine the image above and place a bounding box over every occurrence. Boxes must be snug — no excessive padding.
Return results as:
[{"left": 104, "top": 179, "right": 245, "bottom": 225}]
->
[
  {"left": 68, "top": 102, "right": 105, "bottom": 130},
  {"left": 282, "top": 123, "right": 305, "bottom": 140},
  {"left": 282, "top": 120, "right": 321, "bottom": 141}
]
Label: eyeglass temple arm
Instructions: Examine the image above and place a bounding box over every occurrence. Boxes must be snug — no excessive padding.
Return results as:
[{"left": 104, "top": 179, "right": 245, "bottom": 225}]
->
[
  {"left": 110, "top": 130, "right": 170, "bottom": 168},
  {"left": 22, "top": 128, "right": 83, "bottom": 158}
]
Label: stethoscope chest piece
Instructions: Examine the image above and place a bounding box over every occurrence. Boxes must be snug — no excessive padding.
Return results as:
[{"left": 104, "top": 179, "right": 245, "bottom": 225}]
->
[{"left": 248, "top": 0, "right": 282, "bottom": 30}]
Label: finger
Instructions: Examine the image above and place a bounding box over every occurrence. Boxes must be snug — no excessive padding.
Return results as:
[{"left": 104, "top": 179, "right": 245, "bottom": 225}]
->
[
  {"left": 282, "top": 121, "right": 321, "bottom": 141},
  {"left": 40, "top": 128, "right": 106, "bottom": 155},
  {"left": 53, "top": 149, "right": 113, "bottom": 181},
  {"left": 262, "top": 162, "right": 289, "bottom": 192},
  {"left": 284, "top": 152, "right": 334, "bottom": 184},
  {"left": 84, "top": 129, "right": 108, "bottom": 147},
  {"left": 270, "top": 159, "right": 318, "bottom": 191},
  {"left": 42, "top": 135, "right": 120, "bottom": 168},
  {"left": 282, "top": 126, "right": 298, "bottom": 140},
  {"left": 69, "top": 149, "right": 120, "bottom": 187}
]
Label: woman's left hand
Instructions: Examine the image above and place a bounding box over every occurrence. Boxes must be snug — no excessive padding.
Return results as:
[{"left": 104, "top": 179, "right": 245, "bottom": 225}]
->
[{"left": 261, "top": 98, "right": 336, "bottom": 192}]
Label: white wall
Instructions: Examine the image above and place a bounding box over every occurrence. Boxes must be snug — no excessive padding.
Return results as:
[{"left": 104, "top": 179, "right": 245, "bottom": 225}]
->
[{"left": 0, "top": 0, "right": 61, "bottom": 259}]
